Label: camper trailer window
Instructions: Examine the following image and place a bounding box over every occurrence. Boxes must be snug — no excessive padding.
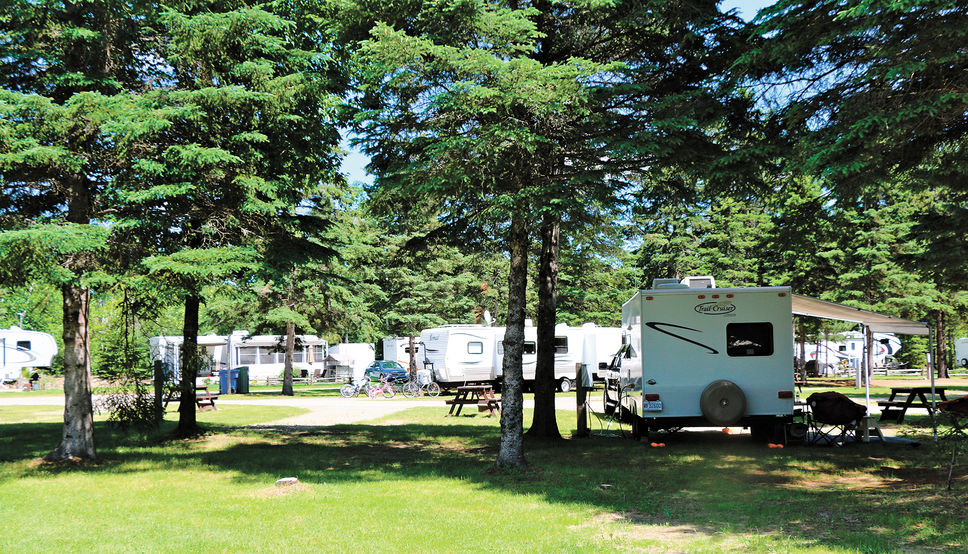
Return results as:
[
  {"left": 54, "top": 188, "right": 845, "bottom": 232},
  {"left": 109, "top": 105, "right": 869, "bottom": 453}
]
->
[
  {"left": 259, "top": 348, "right": 277, "bottom": 364},
  {"left": 524, "top": 342, "right": 536, "bottom": 355},
  {"left": 554, "top": 337, "right": 568, "bottom": 354},
  {"left": 238, "top": 346, "right": 257, "bottom": 365},
  {"left": 726, "top": 323, "right": 774, "bottom": 357},
  {"left": 16, "top": 341, "right": 30, "bottom": 350},
  {"left": 467, "top": 341, "right": 484, "bottom": 355}
]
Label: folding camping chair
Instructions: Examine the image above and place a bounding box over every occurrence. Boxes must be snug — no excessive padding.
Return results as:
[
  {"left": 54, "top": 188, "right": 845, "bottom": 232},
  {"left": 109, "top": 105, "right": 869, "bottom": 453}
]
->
[
  {"left": 806, "top": 391, "right": 867, "bottom": 446},
  {"left": 938, "top": 396, "right": 968, "bottom": 440}
]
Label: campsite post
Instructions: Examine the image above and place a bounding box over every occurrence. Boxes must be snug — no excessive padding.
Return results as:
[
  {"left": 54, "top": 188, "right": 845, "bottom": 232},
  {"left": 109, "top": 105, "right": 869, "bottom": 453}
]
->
[{"left": 576, "top": 363, "right": 588, "bottom": 437}]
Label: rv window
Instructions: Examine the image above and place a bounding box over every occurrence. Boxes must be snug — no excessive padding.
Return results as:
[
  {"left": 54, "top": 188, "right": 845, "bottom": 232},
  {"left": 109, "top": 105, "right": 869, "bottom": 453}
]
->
[
  {"left": 259, "top": 348, "right": 277, "bottom": 364},
  {"left": 726, "top": 323, "right": 774, "bottom": 357},
  {"left": 238, "top": 346, "right": 257, "bottom": 365},
  {"left": 467, "top": 341, "right": 484, "bottom": 355},
  {"left": 554, "top": 337, "right": 568, "bottom": 354},
  {"left": 16, "top": 341, "right": 30, "bottom": 350},
  {"left": 498, "top": 341, "right": 535, "bottom": 355}
]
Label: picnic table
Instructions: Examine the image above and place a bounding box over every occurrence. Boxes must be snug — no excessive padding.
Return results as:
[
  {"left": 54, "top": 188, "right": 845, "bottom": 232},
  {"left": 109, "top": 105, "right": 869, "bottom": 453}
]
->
[
  {"left": 445, "top": 385, "right": 501, "bottom": 417},
  {"left": 878, "top": 386, "right": 947, "bottom": 424}
]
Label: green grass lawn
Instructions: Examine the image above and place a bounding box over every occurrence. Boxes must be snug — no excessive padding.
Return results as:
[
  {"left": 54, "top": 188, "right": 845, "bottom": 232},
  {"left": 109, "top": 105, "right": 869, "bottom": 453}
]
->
[{"left": 1, "top": 400, "right": 966, "bottom": 552}]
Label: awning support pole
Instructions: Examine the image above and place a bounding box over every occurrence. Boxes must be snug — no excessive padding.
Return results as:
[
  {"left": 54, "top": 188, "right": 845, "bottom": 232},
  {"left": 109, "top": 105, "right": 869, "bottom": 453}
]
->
[{"left": 929, "top": 325, "right": 938, "bottom": 444}]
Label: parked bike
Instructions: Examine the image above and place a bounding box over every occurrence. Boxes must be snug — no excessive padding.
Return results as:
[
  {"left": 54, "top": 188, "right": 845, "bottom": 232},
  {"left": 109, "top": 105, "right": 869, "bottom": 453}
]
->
[
  {"left": 339, "top": 378, "right": 371, "bottom": 398},
  {"left": 402, "top": 372, "right": 440, "bottom": 398},
  {"left": 367, "top": 374, "right": 396, "bottom": 398}
]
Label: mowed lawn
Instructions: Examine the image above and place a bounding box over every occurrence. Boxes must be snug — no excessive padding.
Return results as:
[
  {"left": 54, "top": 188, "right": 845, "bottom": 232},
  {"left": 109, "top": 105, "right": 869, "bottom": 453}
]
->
[{"left": 1, "top": 400, "right": 967, "bottom": 552}]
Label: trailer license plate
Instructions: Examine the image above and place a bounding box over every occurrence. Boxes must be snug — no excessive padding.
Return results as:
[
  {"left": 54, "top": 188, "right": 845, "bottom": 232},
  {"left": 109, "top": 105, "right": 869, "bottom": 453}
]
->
[{"left": 645, "top": 400, "right": 663, "bottom": 412}]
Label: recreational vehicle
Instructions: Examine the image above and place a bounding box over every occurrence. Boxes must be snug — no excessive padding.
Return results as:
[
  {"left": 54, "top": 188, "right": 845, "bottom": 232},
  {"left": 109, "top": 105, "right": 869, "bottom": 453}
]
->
[
  {"left": 149, "top": 330, "right": 328, "bottom": 382},
  {"left": 800, "top": 332, "right": 901, "bottom": 374},
  {"left": 328, "top": 343, "right": 376, "bottom": 382},
  {"left": 381, "top": 336, "right": 422, "bottom": 369},
  {"left": 617, "top": 277, "right": 928, "bottom": 441},
  {"left": 420, "top": 324, "right": 501, "bottom": 386},
  {"left": 619, "top": 279, "right": 796, "bottom": 440},
  {"left": 420, "top": 322, "right": 622, "bottom": 391},
  {"left": 0, "top": 326, "right": 58, "bottom": 380},
  {"left": 956, "top": 338, "right": 968, "bottom": 368}
]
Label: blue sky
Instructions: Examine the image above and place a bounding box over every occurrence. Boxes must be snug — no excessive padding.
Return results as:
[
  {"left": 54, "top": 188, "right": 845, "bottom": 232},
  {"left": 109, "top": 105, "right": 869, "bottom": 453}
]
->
[{"left": 339, "top": 0, "right": 774, "bottom": 186}]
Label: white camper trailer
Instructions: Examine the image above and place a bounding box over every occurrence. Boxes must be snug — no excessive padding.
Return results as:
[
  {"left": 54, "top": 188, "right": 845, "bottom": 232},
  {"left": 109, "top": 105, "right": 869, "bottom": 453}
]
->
[
  {"left": 492, "top": 323, "right": 623, "bottom": 392},
  {"left": 0, "top": 326, "right": 58, "bottom": 380},
  {"left": 421, "top": 322, "right": 622, "bottom": 391},
  {"left": 381, "top": 336, "right": 422, "bottom": 369},
  {"left": 149, "top": 331, "right": 328, "bottom": 381},
  {"left": 956, "top": 338, "right": 968, "bottom": 368},
  {"left": 619, "top": 281, "right": 796, "bottom": 439},
  {"left": 420, "top": 325, "right": 502, "bottom": 386}
]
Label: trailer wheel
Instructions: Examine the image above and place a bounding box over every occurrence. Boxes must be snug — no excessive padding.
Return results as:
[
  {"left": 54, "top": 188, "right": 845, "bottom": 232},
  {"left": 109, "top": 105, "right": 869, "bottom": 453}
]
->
[
  {"left": 961, "top": 358, "right": 968, "bottom": 368},
  {"left": 699, "top": 380, "right": 747, "bottom": 426},
  {"left": 558, "top": 378, "right": 573, "bottom": 393}
]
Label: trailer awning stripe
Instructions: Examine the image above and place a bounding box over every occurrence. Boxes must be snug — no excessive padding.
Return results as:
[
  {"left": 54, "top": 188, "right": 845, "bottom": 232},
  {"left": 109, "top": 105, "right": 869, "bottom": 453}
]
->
[{"left": 791, "top": 295, "right": 929, "bottom": 336}]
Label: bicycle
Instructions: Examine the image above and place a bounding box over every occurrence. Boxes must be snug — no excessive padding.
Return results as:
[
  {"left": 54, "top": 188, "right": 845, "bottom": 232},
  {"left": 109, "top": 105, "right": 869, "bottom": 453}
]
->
[
  {"left": 339, "top": 378, "right": 371, "bottom": 398},
  {"left": 402, "top": 378, "right": 441, "bottom": 398},
  {"left": 367, "top": 374, "right": 396, "bottom": 398}
]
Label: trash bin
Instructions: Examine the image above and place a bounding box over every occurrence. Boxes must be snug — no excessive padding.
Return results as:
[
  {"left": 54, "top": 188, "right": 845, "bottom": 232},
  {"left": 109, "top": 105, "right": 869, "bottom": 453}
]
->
[
  {"left": 219, "top": 370, "right": 231, "bottom": 395},
  {"left": 219, "top": 369, "right": 241, "bottom": 395},
  {"left": 236, "top": 366, "right": 249, "bottom": 394}
]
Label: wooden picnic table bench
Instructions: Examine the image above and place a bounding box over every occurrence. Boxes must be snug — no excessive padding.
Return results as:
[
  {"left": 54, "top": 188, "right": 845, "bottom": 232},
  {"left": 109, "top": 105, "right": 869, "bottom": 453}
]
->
[
  {"left": 878, "top": 386, "right": 946, "bottom": 424},
  {"left": 163, "top": 385, "right": 219, "bottom": 411},
  {"left": 446, "top": 385, "right": 501, "bottom": 417}
]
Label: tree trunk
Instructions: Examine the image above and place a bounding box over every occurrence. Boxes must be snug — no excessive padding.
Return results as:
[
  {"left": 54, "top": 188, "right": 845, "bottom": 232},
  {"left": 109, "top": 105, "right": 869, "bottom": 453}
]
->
[
  {"left": 176, "top": 293, "right": 202, "bottom": 436},
  {"left": 45, "top": 284, "right": 97, "bottom": 462},
  {"left": 936, "top": 310, "right": 949, "bottom": 379},
  {"left": 408, "top": 335, "right": 417, "bottom": 378},
  {"left": 282, "top": 320, "right": 295, "bottom": 396},
  {"left": 496, "top": 212, "right": 529, "bottom": 468},
  {"left": 527, "top": 213, "right": 562, "bottom": 440}
]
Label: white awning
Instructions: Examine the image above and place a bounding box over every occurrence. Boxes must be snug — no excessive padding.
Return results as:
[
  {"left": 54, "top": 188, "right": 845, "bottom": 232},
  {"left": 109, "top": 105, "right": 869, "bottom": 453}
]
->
[{"left": 792, "top": 295, "right": 929, "bottom": 336}]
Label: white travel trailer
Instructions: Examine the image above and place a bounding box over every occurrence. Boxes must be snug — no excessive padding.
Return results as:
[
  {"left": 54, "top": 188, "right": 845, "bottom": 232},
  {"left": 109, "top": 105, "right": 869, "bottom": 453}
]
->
[
  {"left": 956, "top": 338, "right": 968, "bottom": 368},
  {"left": 420, "top": 324, "right": 502, "bottom": 386},
  {"left": 381, "top": 336, "right": 422, "bottom": 369},
  {"left": 619, "top": 281, "right": 796, "bottom": 439},
  {"left": 800, "top": 331, "right": 902, "bottom": 374},
  {"left": 328, "top": 342, "right": 376, "bottom": 382},
  {"left": 492, "top": 323, "right": 623, "bottom": 391},
  {"left": 420, "top": 322, "right": 622, "bottom": 391},
  {"left": 0, "top": 326, "right": 58, "bottom": 380},
  {"left": 149, "top": 330, "right": 328, "bottom": 381},
  {"left": 617, "top": 277, "right": 929, "bottom": 441}
]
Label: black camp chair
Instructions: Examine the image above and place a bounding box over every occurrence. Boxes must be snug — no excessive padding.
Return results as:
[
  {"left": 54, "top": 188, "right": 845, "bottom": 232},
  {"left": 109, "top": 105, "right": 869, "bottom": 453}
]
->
[{"left": 806, "top": 391, "right": 867, "bottom": 446}]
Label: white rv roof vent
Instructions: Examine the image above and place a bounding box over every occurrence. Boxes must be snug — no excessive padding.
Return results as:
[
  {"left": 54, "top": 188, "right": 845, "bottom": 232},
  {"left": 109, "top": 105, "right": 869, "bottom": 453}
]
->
[
  {"left": 651, "top": 278, "right": 680, "bottom": 288},
  {"left": 681, "top": 276, "right": 716, "bottom": 288}
]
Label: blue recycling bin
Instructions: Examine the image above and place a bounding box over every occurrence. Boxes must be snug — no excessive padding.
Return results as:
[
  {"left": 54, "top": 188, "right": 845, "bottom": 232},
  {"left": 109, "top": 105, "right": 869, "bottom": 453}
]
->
[{"left": 219, "top": 369, "right": 240, "bottom": 395}]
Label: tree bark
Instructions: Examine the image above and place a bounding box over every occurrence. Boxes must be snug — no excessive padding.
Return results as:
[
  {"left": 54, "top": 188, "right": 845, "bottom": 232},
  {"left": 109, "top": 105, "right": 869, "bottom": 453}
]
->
[
  {"left": 527, "top": 212, "right": 562, "bottom": 440},
  {"left": 282, "top": 319, "right": 295, "bottom": 396},
  {"left": 496, "top": 212, "right": 529, "bottom": 468},
  {"left": 936, "top": 310, "right": 949, "bottom": 379},
  {"left": 45, "top": 284, "right": 97, "bottom": 462},
  {"left": 408, "top": 335, "right": 417, "bottom": 378},
  {"left": 176, "top": 292, "right": 202, "bottom": 436}
]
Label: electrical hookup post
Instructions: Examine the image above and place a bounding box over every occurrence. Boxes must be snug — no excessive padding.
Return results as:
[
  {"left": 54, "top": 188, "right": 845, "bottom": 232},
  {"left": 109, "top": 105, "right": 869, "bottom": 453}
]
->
[{"left": 576, "top": 363, "right": 589, "bottom": 438}]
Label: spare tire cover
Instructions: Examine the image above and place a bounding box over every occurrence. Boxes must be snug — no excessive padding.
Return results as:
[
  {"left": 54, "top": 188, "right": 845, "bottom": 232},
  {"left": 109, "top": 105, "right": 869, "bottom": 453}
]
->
[{"left": 700, "top": 380, "right": 747, "bottom": 426}]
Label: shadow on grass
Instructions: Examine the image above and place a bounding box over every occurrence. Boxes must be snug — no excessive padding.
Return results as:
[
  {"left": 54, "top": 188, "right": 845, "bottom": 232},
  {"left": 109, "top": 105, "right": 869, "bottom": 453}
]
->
[{"left": 2, "top": 416, "right": 966, "bottom": 551}]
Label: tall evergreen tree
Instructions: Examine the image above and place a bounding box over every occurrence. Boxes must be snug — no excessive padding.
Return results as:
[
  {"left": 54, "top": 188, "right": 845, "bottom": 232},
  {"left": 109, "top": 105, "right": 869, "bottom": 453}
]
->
[{"left": 0, "top": 0, "right": 157, "bottom": 461}]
